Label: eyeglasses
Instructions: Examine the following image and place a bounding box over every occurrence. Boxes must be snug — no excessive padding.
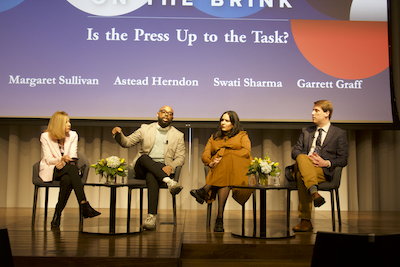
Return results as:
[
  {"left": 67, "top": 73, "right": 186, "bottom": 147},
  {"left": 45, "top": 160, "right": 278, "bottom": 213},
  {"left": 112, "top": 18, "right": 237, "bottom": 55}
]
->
[{"left": 159, "top": 109, "right": 173, "bottom": 117}]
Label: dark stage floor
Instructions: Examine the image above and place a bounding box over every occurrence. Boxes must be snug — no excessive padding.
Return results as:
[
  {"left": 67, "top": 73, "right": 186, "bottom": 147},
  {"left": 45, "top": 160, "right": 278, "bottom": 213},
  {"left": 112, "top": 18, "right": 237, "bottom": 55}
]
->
[{"left": 2, "top": 207, "right": 400, "bottom": 267}]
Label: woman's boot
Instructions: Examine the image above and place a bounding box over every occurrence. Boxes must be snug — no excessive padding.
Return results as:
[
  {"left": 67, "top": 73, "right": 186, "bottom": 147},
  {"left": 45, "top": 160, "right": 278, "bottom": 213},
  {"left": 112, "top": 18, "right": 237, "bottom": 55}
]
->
[
  {"left": 214, "top": 216, "right": 224, "bottom": 232},
  {"left": 81, "top": 201, "right": 101, "bottom": 218},
  {"left": 190, "top": 188, "right": 206, "bottom": 204}
]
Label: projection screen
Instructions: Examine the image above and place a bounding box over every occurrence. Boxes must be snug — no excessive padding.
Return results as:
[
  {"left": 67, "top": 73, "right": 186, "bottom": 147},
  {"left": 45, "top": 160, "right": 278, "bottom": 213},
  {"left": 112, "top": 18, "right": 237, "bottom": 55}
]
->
[{"left": 0, "top": 0, "right": 393, "bottom": 123}]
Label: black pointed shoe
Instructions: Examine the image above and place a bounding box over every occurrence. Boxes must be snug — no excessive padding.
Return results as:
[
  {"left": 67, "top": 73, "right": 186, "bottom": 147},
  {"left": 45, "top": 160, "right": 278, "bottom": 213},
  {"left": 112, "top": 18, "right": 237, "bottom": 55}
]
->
[
  {"left": 81, "top": 201, "right": 101, "bottom": 218},
  {"left": 51, "top": 212, "right": 61, "bottom": 228}
]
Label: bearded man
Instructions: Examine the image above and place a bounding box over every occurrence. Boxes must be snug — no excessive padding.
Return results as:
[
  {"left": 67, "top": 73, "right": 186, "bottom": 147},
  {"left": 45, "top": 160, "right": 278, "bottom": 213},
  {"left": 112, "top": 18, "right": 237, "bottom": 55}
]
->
[{"left": 112, "top": 106, "right": 185, "bottom": 230}]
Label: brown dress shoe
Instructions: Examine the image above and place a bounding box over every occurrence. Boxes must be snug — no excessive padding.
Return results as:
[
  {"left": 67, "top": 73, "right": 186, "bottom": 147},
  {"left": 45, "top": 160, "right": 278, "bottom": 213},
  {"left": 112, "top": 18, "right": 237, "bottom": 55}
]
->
[
  {"left": 293, "top": 219, "right": 313, "bottom": 232},
  {"left": 312, "top": 192, "right": 326, "bottom": 207}
]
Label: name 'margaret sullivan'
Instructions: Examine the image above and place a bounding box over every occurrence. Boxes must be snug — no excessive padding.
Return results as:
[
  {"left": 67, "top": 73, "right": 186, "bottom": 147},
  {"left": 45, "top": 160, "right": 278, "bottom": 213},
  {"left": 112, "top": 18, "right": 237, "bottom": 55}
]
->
[{"left": 8, "top": 75, "right": 99, "bottom": 87}]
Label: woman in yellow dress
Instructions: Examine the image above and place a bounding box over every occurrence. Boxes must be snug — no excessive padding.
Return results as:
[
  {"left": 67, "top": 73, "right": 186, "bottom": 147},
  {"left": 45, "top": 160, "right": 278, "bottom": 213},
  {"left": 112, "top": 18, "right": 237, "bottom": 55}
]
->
[{"left": 190, "top": 111, "right": 252, "bottom": 232}]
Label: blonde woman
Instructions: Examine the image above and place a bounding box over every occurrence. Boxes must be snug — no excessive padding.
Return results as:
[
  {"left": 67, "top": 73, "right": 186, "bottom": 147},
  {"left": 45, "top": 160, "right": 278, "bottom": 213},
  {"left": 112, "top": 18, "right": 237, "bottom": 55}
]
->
[{"left": 39, "top": 111, "right": 100, "bottom": 228}]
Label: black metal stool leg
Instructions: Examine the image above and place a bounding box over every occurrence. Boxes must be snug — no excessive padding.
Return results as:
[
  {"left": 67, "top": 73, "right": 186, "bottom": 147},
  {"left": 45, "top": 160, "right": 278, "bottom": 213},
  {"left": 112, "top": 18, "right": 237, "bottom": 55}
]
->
[{"left": 330, "top": 190, "right": 336, "bottom": 231}]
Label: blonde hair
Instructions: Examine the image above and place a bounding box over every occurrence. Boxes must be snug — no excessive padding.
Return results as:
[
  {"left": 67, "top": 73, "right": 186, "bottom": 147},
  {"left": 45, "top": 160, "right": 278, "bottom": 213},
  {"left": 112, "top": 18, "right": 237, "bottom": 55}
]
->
[
  {"left": 314, "top": 100, "right": 333, "bottom": 119},
  {"left": 45, "top": 111, "right": 69, "bottom": 140}
]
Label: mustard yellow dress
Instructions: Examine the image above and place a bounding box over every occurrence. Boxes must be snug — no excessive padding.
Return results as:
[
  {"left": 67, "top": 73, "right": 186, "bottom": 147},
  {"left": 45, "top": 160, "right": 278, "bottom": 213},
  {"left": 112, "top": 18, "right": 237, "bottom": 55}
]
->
[{"left": 202, "top": 131, "right": 253, "bottom": 205}]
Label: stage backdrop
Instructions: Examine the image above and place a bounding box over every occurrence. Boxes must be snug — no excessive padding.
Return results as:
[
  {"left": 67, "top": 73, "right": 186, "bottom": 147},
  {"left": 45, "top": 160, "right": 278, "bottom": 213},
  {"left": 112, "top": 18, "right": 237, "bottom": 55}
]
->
[{"left": 0, "top": 0, "right": 393, "bottom": 123}]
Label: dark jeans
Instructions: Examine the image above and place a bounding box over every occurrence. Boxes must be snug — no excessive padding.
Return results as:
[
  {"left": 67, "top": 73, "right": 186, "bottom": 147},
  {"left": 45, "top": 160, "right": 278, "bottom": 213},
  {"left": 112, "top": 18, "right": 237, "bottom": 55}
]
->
[
  {"left": 53, "top": 164, "right": 86, "bottom": 214},
  {"left": 134, "top": 155, "right": 168, "bottom": 215}
]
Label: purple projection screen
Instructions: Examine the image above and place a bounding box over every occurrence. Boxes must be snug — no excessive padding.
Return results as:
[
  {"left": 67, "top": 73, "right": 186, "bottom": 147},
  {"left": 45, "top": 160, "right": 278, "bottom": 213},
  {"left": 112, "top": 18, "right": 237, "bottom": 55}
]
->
[{"left": 0, "top": 0, "right": 393, "bottom": 122}]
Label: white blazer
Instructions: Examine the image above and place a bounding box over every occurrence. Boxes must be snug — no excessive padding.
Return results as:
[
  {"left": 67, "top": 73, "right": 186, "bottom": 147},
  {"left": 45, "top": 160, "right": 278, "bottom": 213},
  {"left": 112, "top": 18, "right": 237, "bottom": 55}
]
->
[{"left": 39, "top": 131, "right": 78, "bottom": 182}]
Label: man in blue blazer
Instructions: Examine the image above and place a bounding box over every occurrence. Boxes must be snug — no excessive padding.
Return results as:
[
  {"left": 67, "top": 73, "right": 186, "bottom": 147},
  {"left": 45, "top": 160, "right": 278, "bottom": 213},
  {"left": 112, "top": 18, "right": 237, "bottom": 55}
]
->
[{"left": 291, "top": 100, "right": 348, "bottom": 232}]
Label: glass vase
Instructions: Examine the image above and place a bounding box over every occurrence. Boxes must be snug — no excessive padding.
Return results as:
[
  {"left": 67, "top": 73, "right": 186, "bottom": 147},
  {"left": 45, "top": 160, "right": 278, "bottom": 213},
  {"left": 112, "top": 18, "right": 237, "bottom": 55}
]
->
[
  {"left": 248, "top": 174, "right": 258, "bottom": 186},
  {"left": 272, "top": 174, "right": 281, "bottom": 187},
  {"left": 258, "top": 173, "right": 268, "bottom": 186},
  {"left": 105, "top": 173, "right": 116, "bottom": 184}
]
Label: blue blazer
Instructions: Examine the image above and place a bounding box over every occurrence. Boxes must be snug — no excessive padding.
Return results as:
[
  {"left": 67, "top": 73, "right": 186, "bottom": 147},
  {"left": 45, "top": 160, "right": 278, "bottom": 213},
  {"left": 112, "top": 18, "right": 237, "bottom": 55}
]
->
[{"left": 291, "top": 125, "right": 349, "bottom": 181}]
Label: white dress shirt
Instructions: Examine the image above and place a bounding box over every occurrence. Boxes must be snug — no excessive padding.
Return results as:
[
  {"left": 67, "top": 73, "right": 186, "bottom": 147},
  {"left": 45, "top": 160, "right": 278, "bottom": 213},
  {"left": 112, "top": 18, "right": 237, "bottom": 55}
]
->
[{"left": 309, "top": 122, "right": 331, "bottom": 155}]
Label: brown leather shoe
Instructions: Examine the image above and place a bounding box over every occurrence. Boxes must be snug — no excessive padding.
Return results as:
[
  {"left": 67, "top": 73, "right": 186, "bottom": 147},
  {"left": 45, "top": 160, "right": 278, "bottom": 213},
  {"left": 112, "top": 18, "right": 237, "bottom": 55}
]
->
[
  {"left": 293, "top": 219, "right": 313, "bottom": 232},
  {"left": 312, "top": 192, "right": 326, "bottom": 207}
]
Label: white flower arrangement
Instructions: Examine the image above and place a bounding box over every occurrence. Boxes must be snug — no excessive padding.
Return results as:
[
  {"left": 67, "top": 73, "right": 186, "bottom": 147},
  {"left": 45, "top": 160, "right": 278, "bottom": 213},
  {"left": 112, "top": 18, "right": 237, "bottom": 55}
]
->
[
  {"left": 90, "top": 156, "right": 127, "bottom": 179},
  {"left": 247, "top": 154, "right": 281, "bottom": 185},
  {"left": 106, "top": 156, "right": 122, "bottom": 169}
]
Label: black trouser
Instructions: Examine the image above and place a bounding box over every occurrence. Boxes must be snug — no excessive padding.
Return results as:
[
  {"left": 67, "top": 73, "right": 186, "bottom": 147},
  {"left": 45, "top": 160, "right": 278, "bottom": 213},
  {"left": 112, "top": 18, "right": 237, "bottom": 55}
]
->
[
  {"left": 53, "top": 164, "right": 86, "bottom": 214},
  {"left": 134, "top": 155, "right": 168, "bottom": 215}
]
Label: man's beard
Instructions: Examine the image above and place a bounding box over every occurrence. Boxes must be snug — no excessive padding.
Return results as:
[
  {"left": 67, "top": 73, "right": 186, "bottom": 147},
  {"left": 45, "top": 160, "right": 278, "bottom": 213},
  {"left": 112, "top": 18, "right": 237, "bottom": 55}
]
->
[{"left": 158, "top": 117, "right": 172, "bottom": 128}]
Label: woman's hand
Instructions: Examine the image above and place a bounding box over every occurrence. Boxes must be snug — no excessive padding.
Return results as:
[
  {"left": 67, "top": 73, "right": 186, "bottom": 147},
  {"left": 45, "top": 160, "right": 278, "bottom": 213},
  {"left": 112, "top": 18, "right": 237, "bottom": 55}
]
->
[
  {"left": 62, "top": 155, "right": 73, "bottom": 163},
  {"left": 209, "top": 157, "right": 222, "bottom": 168},
  {"left": 55, "top": 161, "right": 66, "bottom": 170}
]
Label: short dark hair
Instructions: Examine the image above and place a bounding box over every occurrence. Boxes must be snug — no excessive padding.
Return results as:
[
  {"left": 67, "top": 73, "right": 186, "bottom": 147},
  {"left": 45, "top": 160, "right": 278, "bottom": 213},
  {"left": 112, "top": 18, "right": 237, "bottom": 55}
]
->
[
  {"left": 314, "top": 100, "right": 333, "bottom": 119},
  {"left": 213, "top": 110, "right": 244, "bottom": 139}
]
